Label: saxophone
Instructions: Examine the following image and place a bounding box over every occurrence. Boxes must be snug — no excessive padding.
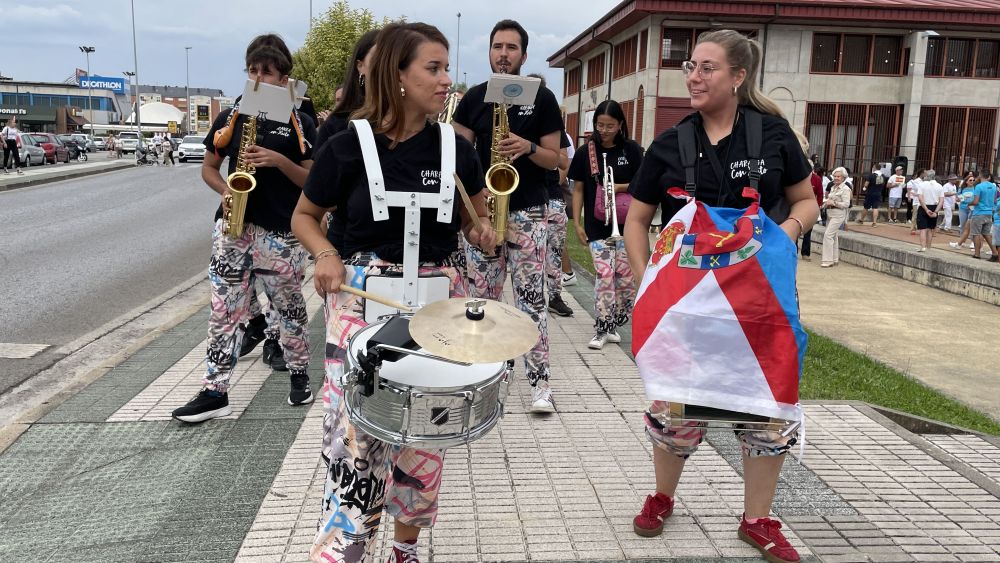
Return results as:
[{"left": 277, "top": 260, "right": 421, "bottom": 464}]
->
[
  {"left": 484, "top": 71, "right": 520, "bottom": 243},
  {"left": 223, "top": 116, "right": 258, "bottom": 238}
]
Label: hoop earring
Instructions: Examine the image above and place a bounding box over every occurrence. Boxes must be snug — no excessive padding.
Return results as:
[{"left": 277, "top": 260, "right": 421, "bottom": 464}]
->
[
  {"left": 733, "top": 85, "right": 738, "bottom": 96},
  {"left": 400, "top": 86, "right": 406, "bottom": 97}
]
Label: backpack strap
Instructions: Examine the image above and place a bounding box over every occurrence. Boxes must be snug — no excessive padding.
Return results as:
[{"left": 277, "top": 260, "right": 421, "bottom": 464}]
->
[
  {"left": 676, "top": 121, "right": 698, "bottom": 195},
  {"left": 743, "top": 108, "right": 763, "bottom": 191}
]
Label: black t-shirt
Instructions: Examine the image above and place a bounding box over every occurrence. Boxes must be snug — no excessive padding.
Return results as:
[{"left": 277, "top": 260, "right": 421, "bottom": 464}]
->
[
  {"left": 569, "top": 138, "right": 644, "bottom": 242},
  {"left": 316, "top": 112, "right": 350, "bottom": 151},
  {"left": 864, "top": 173, "right": 885, "bottom": 195},
  {"left": 545, "top": 131, "right": 572, "bottom": 202},
  {"left": 314, "top": 112, "right": 352, "bottom": 253},
  {"left": 629, "top": 107, "right": 810, "bottom": 223},
  {"left": 204, "top": 108, "right": 316, "bottom": 233},
  {"left": 452, "top": 80, "right": 563, "bottom": 212},
  {"left": 303, "top": 122, "right": 484, "bottom": 263}
]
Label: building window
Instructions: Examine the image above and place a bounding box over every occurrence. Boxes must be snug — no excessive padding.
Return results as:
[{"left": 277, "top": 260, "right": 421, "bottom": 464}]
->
[
  {"left": 805, "top": 103, "right": 902, "bottom": 174},
  {"left": 811, "top": 33, "right": 903, "bottom": 75},
  {"left": 916, "top": 106, "right": 997, "bottom": 174},
  {"left": 565, "top": 66, "right": 581, "bottom": 97},
  {"left": 586, "top": 52, "right": 606, "bottom": 89},
  {"left": 661, "top": 28, "right": 691, "bottom": 68},
  {"left": 638, "top": 29, "right": 649, "bottom": 70},
  {"left": 612, "top": 35, "right": 639, "bottom": 79},
  {"left": 926, "top": 37, "right": 1000, "bottom": 78}
]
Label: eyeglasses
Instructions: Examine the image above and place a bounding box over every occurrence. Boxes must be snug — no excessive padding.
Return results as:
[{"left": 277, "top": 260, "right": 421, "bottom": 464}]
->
[
  {"left": 681, "top": 60, "right": 736, "bottom": 79},
  {"left": 594, "top": 124, "right": 619, "bottom": 132}
]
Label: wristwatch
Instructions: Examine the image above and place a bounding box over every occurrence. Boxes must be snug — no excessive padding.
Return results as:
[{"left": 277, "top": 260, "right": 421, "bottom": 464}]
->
[{"left": 529, "top": 142, "right": 537, "bottom": 155}]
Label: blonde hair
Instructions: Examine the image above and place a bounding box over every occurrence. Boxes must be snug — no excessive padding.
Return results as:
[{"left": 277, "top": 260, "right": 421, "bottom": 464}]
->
[{"left": 697, "top": 30, "right": 786, "bottom": 120}]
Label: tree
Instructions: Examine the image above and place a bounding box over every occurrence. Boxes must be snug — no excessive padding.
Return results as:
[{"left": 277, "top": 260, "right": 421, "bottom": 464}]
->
[{"left": 292, "top": 1, "right": 393, "bottom": 112}]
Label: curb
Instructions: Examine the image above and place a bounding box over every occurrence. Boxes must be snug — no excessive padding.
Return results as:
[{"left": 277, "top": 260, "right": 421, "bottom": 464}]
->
[{"left": 0, "top": 160, "right": 135, "bottom": 192}]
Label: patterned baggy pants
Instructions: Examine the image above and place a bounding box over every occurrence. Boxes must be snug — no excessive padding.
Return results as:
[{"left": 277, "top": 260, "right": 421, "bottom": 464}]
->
[
  {"left": 545, "top": 199, "right": 568, "bottom": 300},
  {"left": 464, "top": 205, "right": 550, "bottom": 385},
  {"left": 311, "top": 254, "right": 465, "bottom": 563},
  {"left": 203, "top": 220, "right": 309, "bottom": 391},
  {"left": 247, "top": 240, "right": 309, "bottom": 342},
  {"left": 588, "top": 237, "right": 635, "bottom": 334}
]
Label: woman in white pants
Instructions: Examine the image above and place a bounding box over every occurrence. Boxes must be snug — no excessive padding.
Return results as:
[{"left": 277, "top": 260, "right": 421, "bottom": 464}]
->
[{"left": 821, "top": 167, "right": 852, "bottom": 267}]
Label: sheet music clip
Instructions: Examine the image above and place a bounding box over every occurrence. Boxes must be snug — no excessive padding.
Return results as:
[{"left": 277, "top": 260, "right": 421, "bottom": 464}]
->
[
  {"left": 484, "top": 74, "right": 541, "bottom": 105},
  {"left": 238, "top": 78, "right": 296, "bottom": 124}
]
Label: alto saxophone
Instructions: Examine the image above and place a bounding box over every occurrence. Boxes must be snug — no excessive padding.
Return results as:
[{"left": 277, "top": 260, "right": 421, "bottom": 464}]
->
[
  {"left": 484, "top": 71, "right": 520, "bottom": 243},
  {"left": 223, "top": 116, "right": 258, "bottom": 238}
]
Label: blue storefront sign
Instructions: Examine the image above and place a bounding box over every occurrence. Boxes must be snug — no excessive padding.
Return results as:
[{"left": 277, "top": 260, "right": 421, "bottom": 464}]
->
[{"left": 78, "top": 75, "right": 126, "bottom": 94}]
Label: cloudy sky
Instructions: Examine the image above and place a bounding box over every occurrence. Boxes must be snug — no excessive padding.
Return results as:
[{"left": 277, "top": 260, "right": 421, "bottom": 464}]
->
[{"left": 4, "top": 0, "right": 618, "bottom": 102}]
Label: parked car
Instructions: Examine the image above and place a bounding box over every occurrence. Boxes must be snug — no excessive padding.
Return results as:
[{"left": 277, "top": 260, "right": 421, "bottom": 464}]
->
[
  {"left": 71, "top": 133, "right": 96, "bottom": 152},
  {"left": 14, "top": 134, "right": 46, "bottom": 167},
  {"left": 56, "top": 135, "right": 86, "bottom": 160},
  {"left": 177, "top": 136, "right": 206, "bottom": 162},
  {"left": 93, "top": 137, "right": 106, "bottom": 151},
  {"left": 29, "top": 133, "right": 71, "bottom": 164},
  {"left": 117, "top": 131, "right": 141, "bottom": 154}
]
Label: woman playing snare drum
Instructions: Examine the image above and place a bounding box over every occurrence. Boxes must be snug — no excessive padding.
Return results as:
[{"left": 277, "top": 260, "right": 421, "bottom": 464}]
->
[{"left": 292, "top": 22, "right": 494, "bottom": 563}]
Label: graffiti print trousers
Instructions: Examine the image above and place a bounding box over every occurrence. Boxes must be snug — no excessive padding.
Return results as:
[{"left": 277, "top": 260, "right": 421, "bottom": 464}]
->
[
  {"left": 588, "top": 237, "right": 635, "bottom": 334},
  {"left": 246, "top": 240, "right": 309, "bottom": 341},
  {"left": 545, "top": 199, "right": 568, "bottom": 300},
  {"left": 203, "top": 220, "right": 309, "bottom": 391},
  {"left": 311, "top": 254, "right": 465, "bottom": 563},
  {"left": 465, "top": 205, "right": 550, "bottom": 385}
]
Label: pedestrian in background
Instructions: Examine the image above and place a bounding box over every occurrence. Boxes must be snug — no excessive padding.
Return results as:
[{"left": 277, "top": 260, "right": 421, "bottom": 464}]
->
[
  {"left": 858, "top": 163, "right": 884, "bottom": 226},
  {"left": 938, "top": 174, "right": 959, "bottom": 232},
  {"left": 821, "top": 166, "right": 852, "bottom": 267},
  {"left": 161, "top": 136, "right": 175, "bottom": 166},
  {"left": 915, "top": 169, "right": 943, "bottom": 252},
  {"left": 801, "top": 162, "right": 823, "bottom": 261},
  {"left": 886, "top": 165, "right": 905, "bottom": 223},
  {"left": 2, "top": 116, "right": 24, "bottom": 175}
]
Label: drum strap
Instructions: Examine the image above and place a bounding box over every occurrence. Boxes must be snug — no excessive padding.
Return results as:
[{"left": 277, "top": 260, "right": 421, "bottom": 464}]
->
[{"left": 350, "top": 120, "right": 457, "bottom": 307}]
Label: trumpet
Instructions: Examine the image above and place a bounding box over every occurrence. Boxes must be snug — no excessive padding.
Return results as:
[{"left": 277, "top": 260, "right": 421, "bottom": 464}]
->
[
  {"left": 438, "top": 91, "right": 460, "bottom": 124},
  {"left": 602, "top": 152, "right": 621, "bottom": 240}
]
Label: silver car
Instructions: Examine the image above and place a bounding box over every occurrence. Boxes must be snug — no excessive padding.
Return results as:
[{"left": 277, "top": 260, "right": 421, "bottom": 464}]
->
[
  {"left": 177, "top": 135, "right": 206, "bottom": 162},
  {"left": 14, "top": 134, "right": 46, "bottom": 167},
  {"left": 117, "top": 132, "right": 140, "bottom": 154}
]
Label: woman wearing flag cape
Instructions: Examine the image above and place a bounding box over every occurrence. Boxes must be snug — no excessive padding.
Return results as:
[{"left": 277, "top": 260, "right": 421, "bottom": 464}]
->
[{"left": 623, "top": 30, "right": 819, "bottom": 563}]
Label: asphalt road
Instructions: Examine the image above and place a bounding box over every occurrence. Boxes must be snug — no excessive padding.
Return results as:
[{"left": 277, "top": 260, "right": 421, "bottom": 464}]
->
[{"left": 0, "top": 163, "right": 218, "bottom": 394}]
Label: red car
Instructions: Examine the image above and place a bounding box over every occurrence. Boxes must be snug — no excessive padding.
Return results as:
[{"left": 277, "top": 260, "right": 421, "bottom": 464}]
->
[{"left": 28, "top": 133, "right": 71, "bottom": 164}]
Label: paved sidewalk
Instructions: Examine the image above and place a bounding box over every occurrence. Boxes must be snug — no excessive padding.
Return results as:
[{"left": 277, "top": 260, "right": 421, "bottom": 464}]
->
[
  {"left": 0, "top": 157, "right": 134, "bottom": 191},
  {"left": 1, "top": 269, "right": 999, "bottom": 562}
]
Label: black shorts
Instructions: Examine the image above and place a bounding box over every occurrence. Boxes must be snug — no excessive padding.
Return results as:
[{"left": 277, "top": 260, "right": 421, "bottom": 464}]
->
[
  {"left": 916, "top": 205, "right": 938, "bottom": 230},
  {"left": 863, "top": 193, "right": 882, "bottom": 209}
]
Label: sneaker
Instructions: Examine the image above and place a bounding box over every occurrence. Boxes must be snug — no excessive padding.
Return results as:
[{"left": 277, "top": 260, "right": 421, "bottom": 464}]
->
[
  {"left": 588, "top": 332, "right": 608, "bottom": 349},
  {"left": 949, "top": 242, "right": 961, "bottom": 249},
  {"left": 238, "top": 315, "right": 267, "bottom": 357},
  {"left": 171, "top": 389, "right": 231, "bottom": 423},
  {"left": 988, "top": 255, "right": 999, "bottom": 263},
  {"left": 387, "top": 539, "right": 419, "bottom": 563},
  {"left": 548, "top": 294, "right": 574, "bottom": 317},
  {"left": 561, "top": 271, "right": 577, "bottom": 286},
  {"left": 16, "top": 168, "right": 23, "bottom": 175},
  {"left": 262, "top": 339, "right": 288, "bottom": 371},
  {"left": 288, "top": 372, "right": 314, "bottom": 406},
  {"left": 606, "top": 331, "right": 622, "bottom": 344},
  {"left": 530, "top": 382, "right": 555, "bottom": 413},
  {"left": 799, "top": 255, "right": 811, "bottom": 261},
  {"left": 967, "top": 242, "right": 976, "bottom": 249},
  {"left": 633, "top": 492, "right": 674, "bottom": 537},
  {"left": 917, "top": 247, "right": 926, "bottom": 252},
  {"left": 738, "top": 514, "right": 800, "bottom": 563}
]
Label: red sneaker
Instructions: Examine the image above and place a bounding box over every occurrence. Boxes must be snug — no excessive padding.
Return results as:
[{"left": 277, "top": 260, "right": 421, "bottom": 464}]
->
[
  {"left": 387, "top": 539, "right": 419, "bottom": 563},
  {"left": 632, "top": 492, "right": 674, "bottom": 537},
  {"left": 738, "top": 514, "right": 800, "bottom": 563}
]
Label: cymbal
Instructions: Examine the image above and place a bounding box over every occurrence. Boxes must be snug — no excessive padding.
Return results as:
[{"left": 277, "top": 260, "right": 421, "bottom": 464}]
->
[{"left": 409, "top": 298, "right": 539, "bottom": 363}]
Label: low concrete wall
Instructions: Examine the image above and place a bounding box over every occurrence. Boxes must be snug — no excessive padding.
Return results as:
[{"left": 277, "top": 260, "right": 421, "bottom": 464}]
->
[{"left": 809, "top": 225, "right": 1000, "bottom": 306}]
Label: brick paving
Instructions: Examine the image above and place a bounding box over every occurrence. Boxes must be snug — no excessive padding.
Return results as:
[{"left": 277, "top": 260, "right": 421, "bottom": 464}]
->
[{"left": 0, "top": 267, "right": 998, "bottom": 562}]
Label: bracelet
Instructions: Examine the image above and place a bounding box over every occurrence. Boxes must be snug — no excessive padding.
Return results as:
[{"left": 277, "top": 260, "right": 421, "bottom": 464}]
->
[
  {"left": 787, "top": 217, "right": 804, "bottom": 238},
  {"left": 315, "top": 248, "right": 340, "bottom": 261}
]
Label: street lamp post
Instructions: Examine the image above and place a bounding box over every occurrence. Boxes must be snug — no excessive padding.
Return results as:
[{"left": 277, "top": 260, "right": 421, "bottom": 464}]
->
[
  {"left": 123, "top": 71, "right": 136, "bottom": 127},
  {"left": 185, "top": 47, "right": 192, "bottom": 135},
  {"left": 130, "top": 0, "right": 142, "bottom": 139},
  {"left": 455, "top": 13, "right": 461, "bottom": 86},
  {"left": 79, "top": 46, "right": 95, "bottom": 137}
]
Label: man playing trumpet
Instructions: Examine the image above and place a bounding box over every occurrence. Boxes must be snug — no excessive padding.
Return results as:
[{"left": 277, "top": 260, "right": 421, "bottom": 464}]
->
[{"left": 172, "top": 34, "right": 317, "bottom": 423}]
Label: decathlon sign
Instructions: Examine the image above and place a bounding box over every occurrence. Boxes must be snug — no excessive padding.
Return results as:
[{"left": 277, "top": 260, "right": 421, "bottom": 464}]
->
[{"left": 78, "top": 75, "right": 126, "bottom": 94}]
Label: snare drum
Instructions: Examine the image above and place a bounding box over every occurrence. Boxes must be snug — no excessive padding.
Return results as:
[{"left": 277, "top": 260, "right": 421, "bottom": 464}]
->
[{"left": 343, "top": 320, "right": 511, "bottom": 448}]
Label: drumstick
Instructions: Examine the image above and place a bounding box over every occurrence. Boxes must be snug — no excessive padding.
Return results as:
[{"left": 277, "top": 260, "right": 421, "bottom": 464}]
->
[
  {"left": 453, "top": 173, "right": 495, "bottom": 256},
  {"left": 339, "top": 284, "right": 412, "bottom": 312}
]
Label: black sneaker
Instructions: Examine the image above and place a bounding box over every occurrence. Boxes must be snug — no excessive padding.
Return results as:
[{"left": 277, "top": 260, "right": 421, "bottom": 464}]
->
[
  {"left": 548, "top": 294, "right": 574, "bottom": 317},
  {"left": 238, "top": 314, "right": 267, "bottom": 357},
  {"left": 288, "top": 373, "right": 314, "bottom": 406},
  {"left": 262, "top": 339, "right": 288, "bottom": 371},
  {"left": 171, "top": 389, "right": 231, "bottom": 423}
]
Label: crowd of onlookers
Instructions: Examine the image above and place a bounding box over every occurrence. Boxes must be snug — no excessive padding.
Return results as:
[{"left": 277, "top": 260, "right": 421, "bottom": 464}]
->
[{"left": 804, "top": 160, "right": 999, "bottom": 265}]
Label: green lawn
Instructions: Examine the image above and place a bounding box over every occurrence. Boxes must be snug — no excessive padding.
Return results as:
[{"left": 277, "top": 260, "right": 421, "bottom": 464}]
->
[{"left": 566, "top": 219, "right": 1000, "bottom": 435}]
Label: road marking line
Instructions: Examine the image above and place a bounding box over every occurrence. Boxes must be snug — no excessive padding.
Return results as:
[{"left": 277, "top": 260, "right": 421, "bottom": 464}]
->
[{"left": 0, "top": 343, "right": 50, "bottom": 359}]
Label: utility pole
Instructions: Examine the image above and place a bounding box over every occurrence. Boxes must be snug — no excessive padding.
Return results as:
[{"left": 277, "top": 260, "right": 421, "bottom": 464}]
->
[
  {"left": 455, "top": 13, "right": 462, "bottom": 86},
  {"left": 130, "top": 0, "right": 142, "bottom": 138},
  {"left": 185, "top": 47, "right": 192, "bottom": 135},
  {"left": 79, "top": 46, "right": 95, "bottom": 137}
]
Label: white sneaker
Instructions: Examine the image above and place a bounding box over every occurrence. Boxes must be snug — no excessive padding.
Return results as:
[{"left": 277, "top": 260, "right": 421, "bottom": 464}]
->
[
  {"left": 967, "top": 242, "right": 976, "bottom": 249},
  {"left": 561, "top": 271, "right": 577, "bottom": 286},
  {"left": 588, "top": 332, "right": 608, "bottom": 349},
  {"left": 949, "top": 242, "right": 960, "bottom": 249},
  {"left": 606, "top": 331, "right": 622, "bottom": 343},
  {"left": 530, "top": 382, "right": 555, "bottom": 413}
]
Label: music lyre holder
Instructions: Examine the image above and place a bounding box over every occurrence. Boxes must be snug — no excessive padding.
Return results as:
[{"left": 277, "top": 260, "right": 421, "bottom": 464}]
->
[{"left": 668, "top": 403, "right": 796, "bottom": 435}]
